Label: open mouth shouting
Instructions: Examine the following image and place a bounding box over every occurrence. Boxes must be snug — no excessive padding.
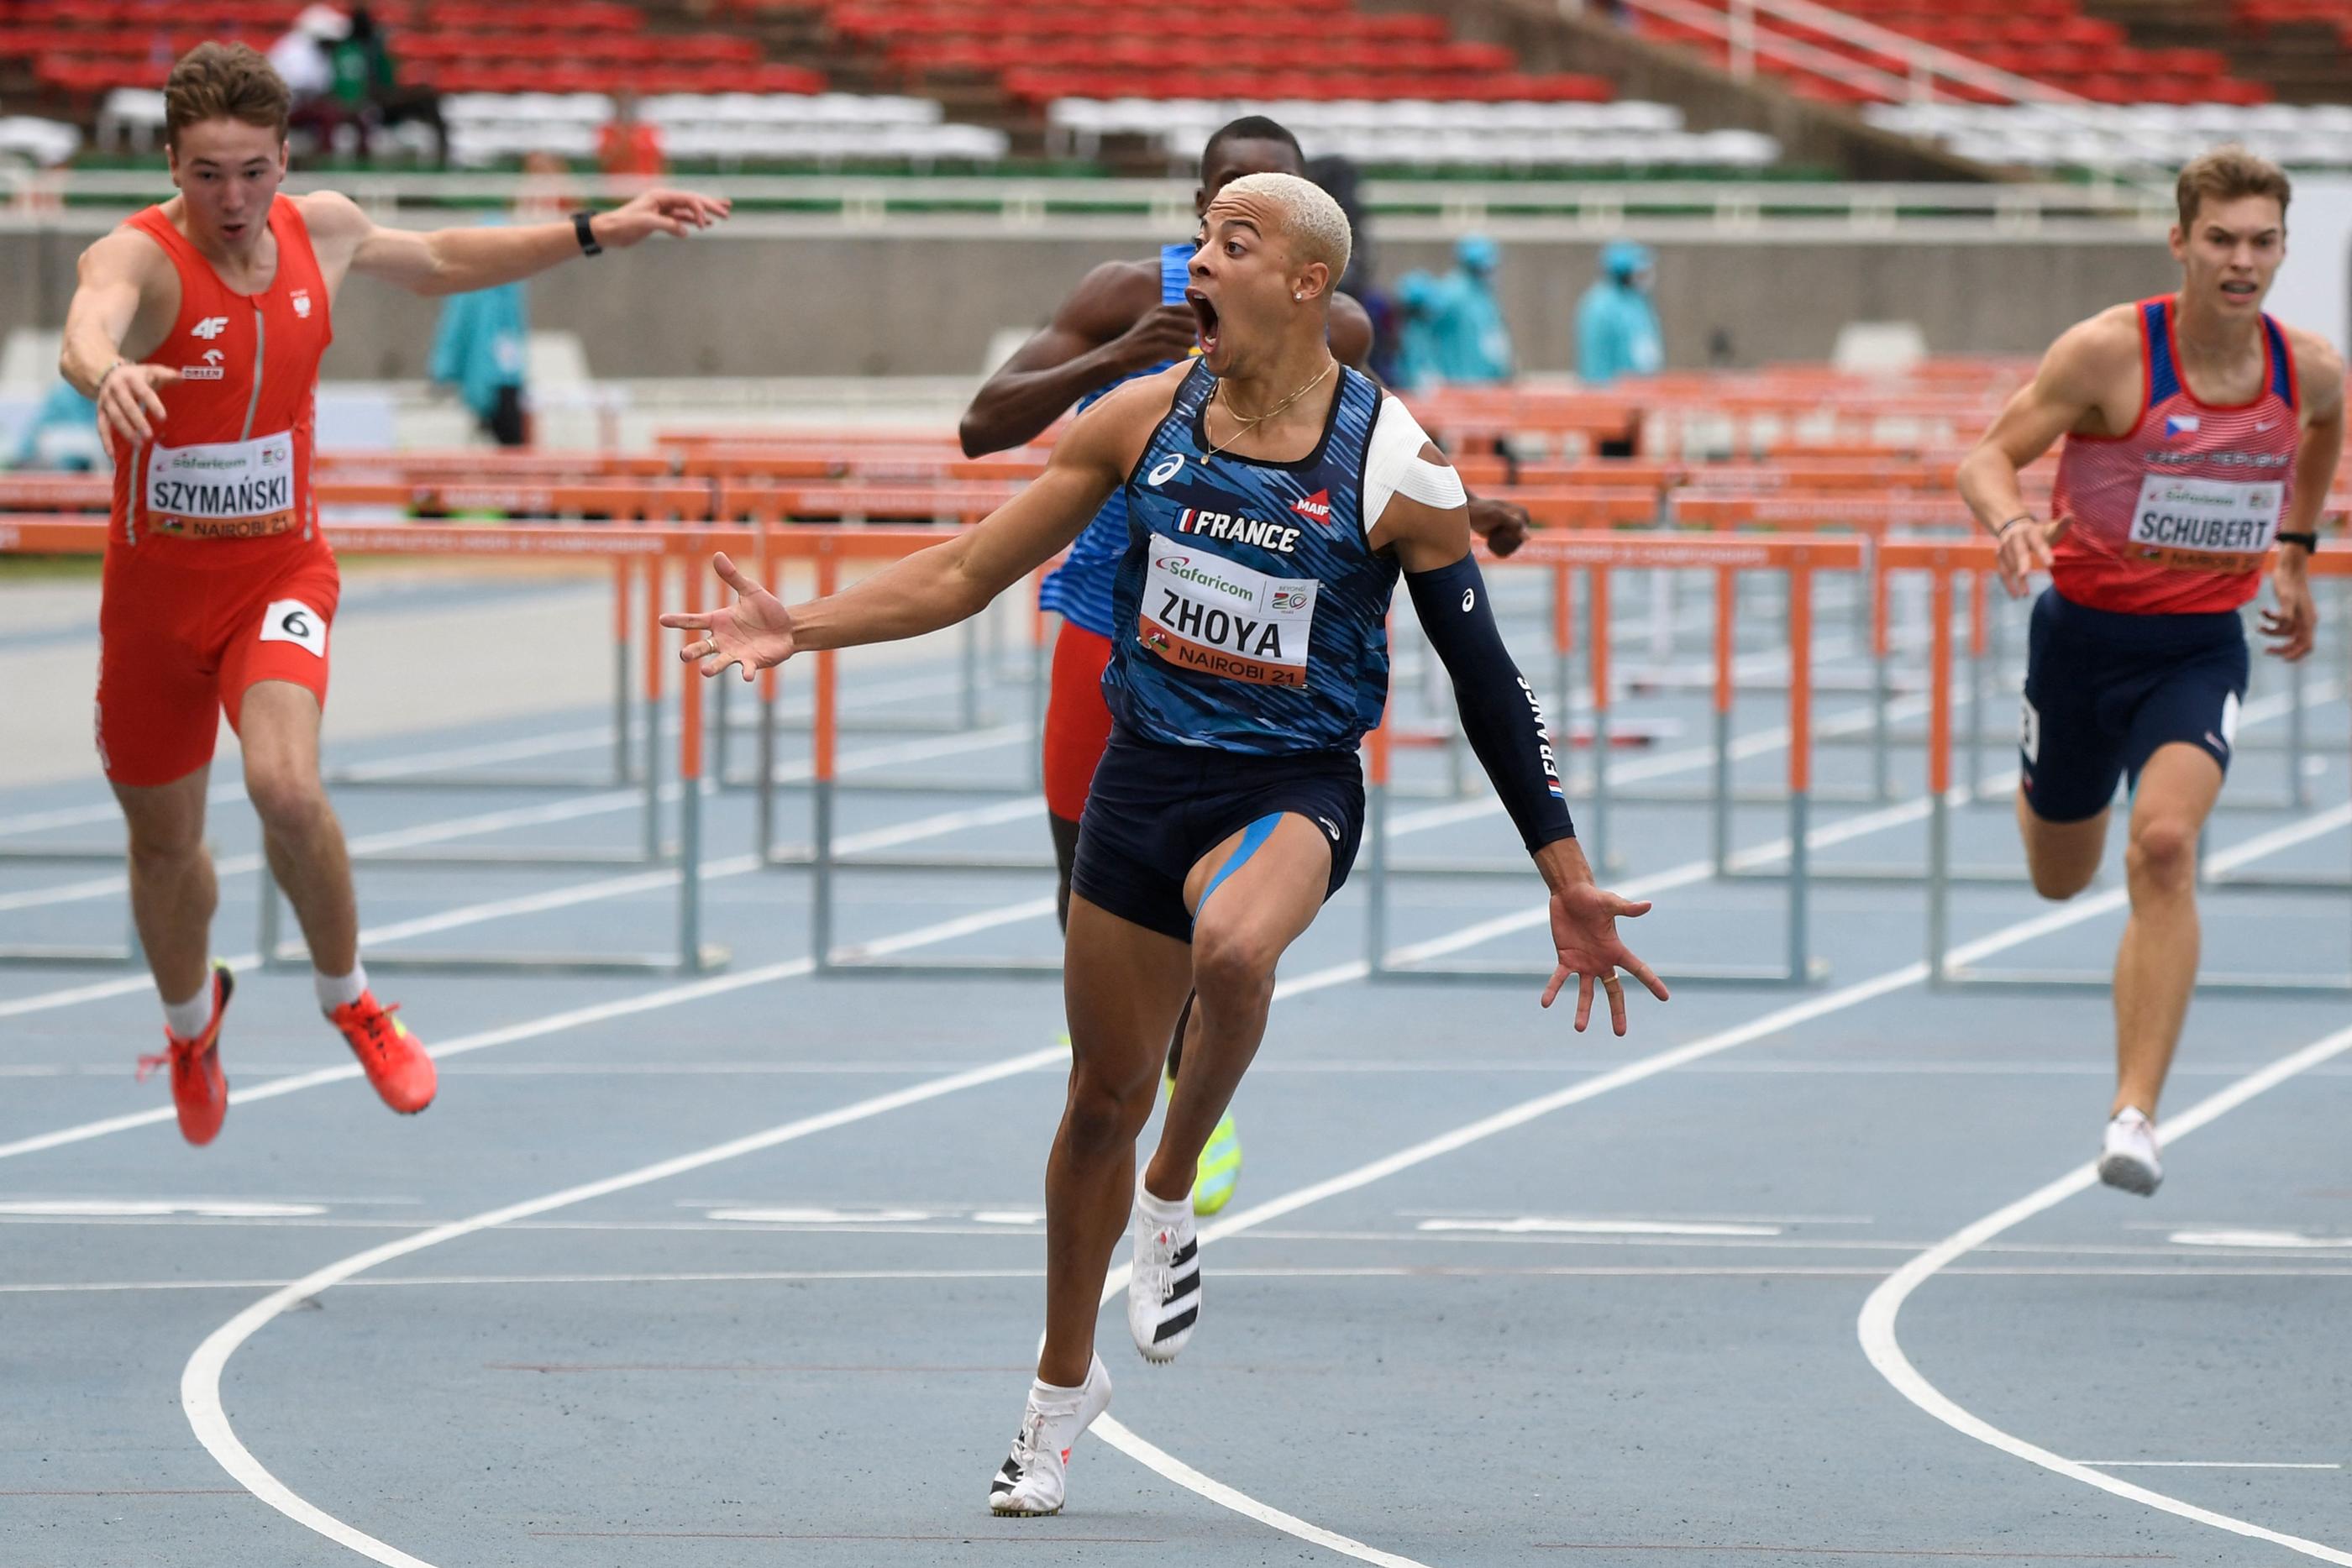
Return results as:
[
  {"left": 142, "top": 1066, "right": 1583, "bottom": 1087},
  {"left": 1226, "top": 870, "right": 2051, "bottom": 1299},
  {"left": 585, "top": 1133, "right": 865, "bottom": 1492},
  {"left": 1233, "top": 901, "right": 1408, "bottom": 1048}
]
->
[
  {"left": 1186, "top": 287, "right": 1221, "bottom": 357},
  {"left": 2219, "top": 277, "right": 2260, "bottom": 303}
]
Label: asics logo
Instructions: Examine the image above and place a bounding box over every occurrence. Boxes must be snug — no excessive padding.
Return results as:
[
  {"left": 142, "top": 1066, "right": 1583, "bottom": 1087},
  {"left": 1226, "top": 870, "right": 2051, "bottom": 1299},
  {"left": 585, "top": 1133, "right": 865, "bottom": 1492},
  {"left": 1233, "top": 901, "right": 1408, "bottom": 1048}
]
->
[
  {"left": 1461, "top": 588, "right": 1476, "bottom": 612},
  {"left": 1147, "top": 454, "right": 1186, "bottom": 486}
]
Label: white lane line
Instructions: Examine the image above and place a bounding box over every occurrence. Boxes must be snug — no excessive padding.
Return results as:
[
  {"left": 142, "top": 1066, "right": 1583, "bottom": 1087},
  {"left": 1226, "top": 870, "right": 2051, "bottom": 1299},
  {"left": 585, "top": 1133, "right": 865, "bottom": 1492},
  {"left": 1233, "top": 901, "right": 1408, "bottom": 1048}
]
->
[
  {"left": 29, "top": 1262, "right": 2352, "bottom": 1297},
  {"left": 0, "top": 733, "right": 1039, "bottom": 1022},
  {"left": 1858, "top": 1019, "right": 2352, "bottom": 1567},
  {"left": 0, "top": 667, "right": 968, "bottom": 838},
  {"left": 1083, "top": 796, "right": 2351, "bottom": 1557},
  {"left": 0, "top": 894, "right": 1053, "bottom": 1163},
  {"left": 159, "top": 674, "right": 2351, "bottom": 1560},
  {"left": 2075, "top": 1462, "right": 2343, "bottom": 1471},
  {"left": 0, "top": 716, "right": 1036, "bottom": 919},
  {"left": 180, "top": 1041, "right": 1078, "bottom": 1568},
  {"left": 162, "top": 762, "right": 1952, "bottom": 1568}
]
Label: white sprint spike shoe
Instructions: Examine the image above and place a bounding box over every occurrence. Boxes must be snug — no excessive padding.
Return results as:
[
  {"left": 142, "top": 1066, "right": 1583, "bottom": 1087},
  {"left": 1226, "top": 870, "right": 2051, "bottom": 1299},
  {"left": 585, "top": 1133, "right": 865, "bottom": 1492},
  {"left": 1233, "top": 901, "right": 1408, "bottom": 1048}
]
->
[
  {"left": 988, "top": 1355, "right": 1111, "bottom": 1517},
  {"left": 2097, "top": 1106, "right": 2163, "bottom": 1196},
  {"left": 1127, "top": 1183, "right": 1201, "bottom": 1363}
]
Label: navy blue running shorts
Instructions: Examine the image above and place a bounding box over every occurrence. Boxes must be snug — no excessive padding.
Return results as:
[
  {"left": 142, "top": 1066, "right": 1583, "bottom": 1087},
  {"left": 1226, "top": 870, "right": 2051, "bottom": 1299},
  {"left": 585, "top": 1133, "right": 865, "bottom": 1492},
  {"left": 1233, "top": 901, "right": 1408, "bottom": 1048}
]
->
[
  {"left": 2019, "top": 587, "right": 2249, "bottom": 824},
  {"left": 1071, "top": 728, "right": 1366, "bottom": 942}
]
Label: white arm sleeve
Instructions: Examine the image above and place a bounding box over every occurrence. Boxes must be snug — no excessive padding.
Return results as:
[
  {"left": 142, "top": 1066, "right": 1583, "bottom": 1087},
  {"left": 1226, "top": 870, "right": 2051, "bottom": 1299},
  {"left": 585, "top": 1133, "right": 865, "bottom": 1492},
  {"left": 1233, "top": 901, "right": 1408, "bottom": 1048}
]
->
[{"left": 1362, "top": 394, "right": 1467, "bottom": 536}]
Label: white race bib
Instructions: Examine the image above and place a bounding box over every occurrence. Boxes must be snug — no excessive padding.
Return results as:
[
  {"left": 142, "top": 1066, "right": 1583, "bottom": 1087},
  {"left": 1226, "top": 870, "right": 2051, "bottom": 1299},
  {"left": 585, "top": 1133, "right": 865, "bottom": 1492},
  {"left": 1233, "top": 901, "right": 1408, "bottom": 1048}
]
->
[
  {"left": 1137, "top": 538, "right": 1317, "bottom": 687},
  {"left": 145, "top": 432, "right": 297, "bottom": 538},
  {"left": 2129, "top": 474, "right": 2281, "bottom": 573}
]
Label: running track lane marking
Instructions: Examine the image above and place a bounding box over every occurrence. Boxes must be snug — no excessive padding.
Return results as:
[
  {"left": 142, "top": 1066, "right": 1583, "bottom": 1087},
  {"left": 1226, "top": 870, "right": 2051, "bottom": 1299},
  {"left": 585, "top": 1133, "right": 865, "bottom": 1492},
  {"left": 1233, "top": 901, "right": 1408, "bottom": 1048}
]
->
[
  {"left": 1857, "top": 1019, "right": 2352, "bottom": 1566},
  {"left": 176, "top": 799, "right": 2345, "bottom": 1568},
  {"left": 159, "top": 758, "right": 2022, "bottom": 1568},
  {"left": 1083, "top": 802, "right": 2352, "bottom": 1561}
]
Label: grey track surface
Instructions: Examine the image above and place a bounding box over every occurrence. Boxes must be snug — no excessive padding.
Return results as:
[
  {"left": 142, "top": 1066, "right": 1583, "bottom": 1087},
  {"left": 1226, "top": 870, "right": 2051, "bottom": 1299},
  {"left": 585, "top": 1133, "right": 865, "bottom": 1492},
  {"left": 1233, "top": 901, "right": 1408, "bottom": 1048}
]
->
[{"left": 1, "top": 567, "right": 2347, "bottom": 1568}]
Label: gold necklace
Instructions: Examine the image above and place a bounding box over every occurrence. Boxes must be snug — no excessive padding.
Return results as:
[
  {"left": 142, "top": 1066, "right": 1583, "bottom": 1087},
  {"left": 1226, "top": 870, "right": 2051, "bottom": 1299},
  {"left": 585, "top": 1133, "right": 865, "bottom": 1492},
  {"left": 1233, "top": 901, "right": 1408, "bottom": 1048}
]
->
[{"left": 1204, "top": 358, "right": 1337, "bottom": 464}]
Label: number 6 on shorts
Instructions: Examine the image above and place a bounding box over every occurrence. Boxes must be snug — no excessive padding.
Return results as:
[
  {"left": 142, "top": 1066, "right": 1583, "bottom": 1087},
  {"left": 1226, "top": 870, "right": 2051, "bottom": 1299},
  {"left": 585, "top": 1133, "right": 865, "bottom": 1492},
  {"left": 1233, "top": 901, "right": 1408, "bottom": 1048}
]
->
[{"left": 260, "top": 598, "right": 328, "bottom": 658}]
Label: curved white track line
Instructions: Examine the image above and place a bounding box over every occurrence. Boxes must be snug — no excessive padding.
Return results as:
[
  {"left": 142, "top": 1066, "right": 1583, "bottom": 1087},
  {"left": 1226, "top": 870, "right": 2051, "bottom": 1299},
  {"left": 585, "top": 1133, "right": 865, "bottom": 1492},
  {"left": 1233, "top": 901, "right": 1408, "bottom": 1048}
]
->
[
  {"left": 172, "top": 718, "right": 2349, "bottom": 1562},
  {"left": 1859, "top": 1022, "right": 2352, "bottom": 1566},
  {"left": 182, "top": 1044, "right": 1071, "bottom": 1568}
]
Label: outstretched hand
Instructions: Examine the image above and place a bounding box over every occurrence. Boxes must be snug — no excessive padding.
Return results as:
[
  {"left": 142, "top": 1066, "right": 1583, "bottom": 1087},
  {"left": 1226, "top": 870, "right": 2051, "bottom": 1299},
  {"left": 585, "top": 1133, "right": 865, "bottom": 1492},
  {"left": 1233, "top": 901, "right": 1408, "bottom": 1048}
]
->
[
  {"left": 1993, "top": 514, "right": 2068, "bottom": 598},
  {"left": 659, "top": 552, "right": 795, "bottom": 680},
  {"left": 593, "top": 188, "right": 732, "bottom": 247},
  {"left": 1541, "top": 878, "right": 1669, "bottom": 1036}
]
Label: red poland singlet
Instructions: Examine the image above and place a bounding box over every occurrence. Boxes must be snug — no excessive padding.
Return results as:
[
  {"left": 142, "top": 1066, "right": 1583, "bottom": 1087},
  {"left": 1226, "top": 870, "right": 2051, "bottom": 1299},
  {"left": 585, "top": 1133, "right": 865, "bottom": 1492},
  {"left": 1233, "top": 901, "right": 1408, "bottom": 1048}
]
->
[
  {"left": 2048, "top": 296, "right": 2298, "bottom": 616},
  {"left": 108, "top": 197, "right": 333, "bottom": 548}
]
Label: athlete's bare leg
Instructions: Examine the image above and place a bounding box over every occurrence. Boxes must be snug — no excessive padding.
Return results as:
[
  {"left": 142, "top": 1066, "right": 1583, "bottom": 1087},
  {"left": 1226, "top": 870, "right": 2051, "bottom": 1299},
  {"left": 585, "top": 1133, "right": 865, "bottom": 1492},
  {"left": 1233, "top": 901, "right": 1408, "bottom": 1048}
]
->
[
  {"left": 2113, "top": 742, "right": 2223, "bottom": 1119},
  {"left": 1054, "top": 808, "right": 1207, "bottom": 1083},
  {"left": 2016, "top": 789, "right": 2108, "bottom": 902},
  {"left": 238, "top": 680, "right": 359, "bottom": 976},
  {"left": 1142, "top": 815, "right": 1329, "bottom": 1205},
  {"left": 113, "top": 767, "right": 216, "bottom": 1006},
  {"left": 1039, "top": 895, "right": 1193, "bottom": 1388}
]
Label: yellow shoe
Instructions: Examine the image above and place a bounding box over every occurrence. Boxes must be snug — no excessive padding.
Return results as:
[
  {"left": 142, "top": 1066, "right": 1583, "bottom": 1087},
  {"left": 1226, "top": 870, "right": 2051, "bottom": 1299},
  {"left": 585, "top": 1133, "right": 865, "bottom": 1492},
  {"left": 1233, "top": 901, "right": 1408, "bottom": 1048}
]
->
[{"left": 1192, "top": 1108, "right": 1242, "bottom": 1217}]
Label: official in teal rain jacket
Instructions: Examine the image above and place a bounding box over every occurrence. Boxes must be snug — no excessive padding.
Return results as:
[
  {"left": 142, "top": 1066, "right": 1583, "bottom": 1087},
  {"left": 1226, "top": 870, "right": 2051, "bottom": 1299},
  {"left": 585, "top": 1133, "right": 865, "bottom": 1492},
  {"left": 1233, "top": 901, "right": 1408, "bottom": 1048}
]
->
[
  {"left": 429, "top": 227, "right": 528, "bottom": 446},
  {"left": 1575, "top": 239, "right": 1665, "bottom": 387},
  {"left": 1419, "top": 233, "right": 1515, "bottom": 384}
]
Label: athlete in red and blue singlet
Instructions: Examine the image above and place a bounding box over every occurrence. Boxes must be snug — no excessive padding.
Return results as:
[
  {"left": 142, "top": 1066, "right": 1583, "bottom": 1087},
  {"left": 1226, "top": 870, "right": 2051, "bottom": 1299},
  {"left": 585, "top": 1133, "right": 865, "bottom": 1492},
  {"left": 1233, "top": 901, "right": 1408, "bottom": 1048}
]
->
[{"left": 1957, "top": 148, "right": 2341, "bottom": 1197}]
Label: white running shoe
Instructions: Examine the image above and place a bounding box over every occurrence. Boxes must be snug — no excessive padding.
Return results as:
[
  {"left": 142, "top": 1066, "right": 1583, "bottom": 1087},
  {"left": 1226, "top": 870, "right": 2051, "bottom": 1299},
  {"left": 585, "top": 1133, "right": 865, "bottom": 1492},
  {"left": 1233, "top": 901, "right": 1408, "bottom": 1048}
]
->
[
  {"left": 1127, "top": 1183, "right": 1201, "bottom": 1363},
  {"left": 988, "top": 1355, "right": 1111, "bottom": 1517},
  {"left": 2097, "top": 1107, "right": 2163, "bottom": 1196}
]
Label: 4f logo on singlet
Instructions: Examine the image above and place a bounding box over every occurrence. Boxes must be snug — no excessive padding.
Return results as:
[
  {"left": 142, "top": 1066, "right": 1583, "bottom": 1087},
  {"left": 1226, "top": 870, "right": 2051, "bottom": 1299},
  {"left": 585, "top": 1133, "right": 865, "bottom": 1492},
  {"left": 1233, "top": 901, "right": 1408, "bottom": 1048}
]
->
[
  {"left": 190, "top": 316, "right": 228, "bottom": 339},
  {"left": 1139, "top": 538, "right": 1317, "bottom": 687}
]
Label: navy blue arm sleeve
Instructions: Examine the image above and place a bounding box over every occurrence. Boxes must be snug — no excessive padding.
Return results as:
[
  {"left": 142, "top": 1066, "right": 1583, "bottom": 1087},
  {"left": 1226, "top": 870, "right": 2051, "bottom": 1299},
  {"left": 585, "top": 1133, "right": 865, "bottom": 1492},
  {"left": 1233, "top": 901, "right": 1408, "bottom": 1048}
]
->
[{"left": 1403, "top": 553, "right": 1576, "bottom": 852}]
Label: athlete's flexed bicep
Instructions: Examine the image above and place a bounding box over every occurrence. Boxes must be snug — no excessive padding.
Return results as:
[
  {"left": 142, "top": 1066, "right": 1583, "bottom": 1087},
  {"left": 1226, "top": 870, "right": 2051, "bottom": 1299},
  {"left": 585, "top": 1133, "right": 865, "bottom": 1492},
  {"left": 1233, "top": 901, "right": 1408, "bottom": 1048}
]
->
[{"left": 1959, "top": 307, "right": 2140, "bottom": 595}]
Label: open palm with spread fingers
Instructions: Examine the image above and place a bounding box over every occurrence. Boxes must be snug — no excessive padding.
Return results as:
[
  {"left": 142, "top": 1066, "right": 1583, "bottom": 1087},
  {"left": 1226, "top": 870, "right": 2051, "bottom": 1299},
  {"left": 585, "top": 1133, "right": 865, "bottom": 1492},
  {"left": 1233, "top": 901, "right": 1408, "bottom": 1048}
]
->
[
  {"left": 660, "top": 552, "right": 794, "bottom": 680},
  {"left": 1542, "top": 881, "right": 1669, "bottom": 1036}
]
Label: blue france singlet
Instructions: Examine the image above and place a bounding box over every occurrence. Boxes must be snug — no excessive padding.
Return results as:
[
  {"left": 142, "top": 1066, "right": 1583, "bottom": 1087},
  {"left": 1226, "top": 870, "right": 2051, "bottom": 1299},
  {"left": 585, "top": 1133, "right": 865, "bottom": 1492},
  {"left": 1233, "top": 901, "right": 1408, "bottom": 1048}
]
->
[
  {"left": 1038, "top": 243, "right": 1194, "bottom": 638},
  {"left": 1104, "top": 360, "right": 1396, "bottom": 755}
]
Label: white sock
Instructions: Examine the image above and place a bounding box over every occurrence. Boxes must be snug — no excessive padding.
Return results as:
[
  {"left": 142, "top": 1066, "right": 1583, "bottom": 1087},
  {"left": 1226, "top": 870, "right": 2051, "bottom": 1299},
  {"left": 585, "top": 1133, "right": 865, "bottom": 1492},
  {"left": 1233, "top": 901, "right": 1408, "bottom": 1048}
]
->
[
  {"left": 1030, "top": 1373, "right": 1086, "bottom": 1406},
  {"left": 314, "top": 962, "right": 368, "bottom": 1014},
  {"left": 161, "top": 982, "right": 213, "bottom": 1041},
  {"left": 1134, "top": 1180, "right": 1189, "bottom": 1228}
]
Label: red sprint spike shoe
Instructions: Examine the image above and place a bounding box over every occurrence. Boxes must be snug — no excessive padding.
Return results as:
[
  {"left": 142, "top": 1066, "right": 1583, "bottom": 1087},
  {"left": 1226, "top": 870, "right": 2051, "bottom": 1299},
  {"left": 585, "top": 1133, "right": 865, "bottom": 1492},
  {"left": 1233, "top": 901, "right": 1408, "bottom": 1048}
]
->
[
  {"left": 328, "top": 991, "right": 437, "bottom": 1114},
  {"left": 135, "top": 962, "right": 234, "bottom": 1146}
]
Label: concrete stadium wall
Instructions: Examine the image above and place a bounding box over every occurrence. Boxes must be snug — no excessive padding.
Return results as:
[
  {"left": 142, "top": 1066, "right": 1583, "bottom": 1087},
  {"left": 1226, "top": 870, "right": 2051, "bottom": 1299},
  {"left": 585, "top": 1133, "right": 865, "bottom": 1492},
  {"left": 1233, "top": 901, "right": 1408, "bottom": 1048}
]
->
[{"left": 0, "top": 230, "right": 2178, "bottom": 380}]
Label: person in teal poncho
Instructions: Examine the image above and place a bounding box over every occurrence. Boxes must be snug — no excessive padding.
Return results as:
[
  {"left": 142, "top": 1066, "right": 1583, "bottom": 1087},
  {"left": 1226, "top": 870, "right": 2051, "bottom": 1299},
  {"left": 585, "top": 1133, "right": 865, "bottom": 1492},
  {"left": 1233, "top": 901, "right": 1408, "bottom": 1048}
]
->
[
  {"left": 428, "top": 223, "right": 528, "bottom": 445},
  {"left": 1418, "top": 233, "right": 1515, "bottom": 384},
  {"left": 1575, "top": 239, "right": 1665, "bottom": 388}
]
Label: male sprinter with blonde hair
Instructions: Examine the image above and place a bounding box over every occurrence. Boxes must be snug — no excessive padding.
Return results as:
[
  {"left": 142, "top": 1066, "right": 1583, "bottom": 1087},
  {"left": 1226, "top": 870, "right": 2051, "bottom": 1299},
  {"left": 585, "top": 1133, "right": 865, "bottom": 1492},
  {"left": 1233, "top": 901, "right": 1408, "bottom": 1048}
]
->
[
  {"left": 1958, "top": 145, "right": 2341, "bottom": 1194},
  {"left": 60, "top": 41, "right": 727, "bottom": 1145},
  {"left": 666, "top": 172, "right": 1667, "bottom": 1517},
  {"left": 962, "top": 113, "right": 1532, "bottom": 1219}
]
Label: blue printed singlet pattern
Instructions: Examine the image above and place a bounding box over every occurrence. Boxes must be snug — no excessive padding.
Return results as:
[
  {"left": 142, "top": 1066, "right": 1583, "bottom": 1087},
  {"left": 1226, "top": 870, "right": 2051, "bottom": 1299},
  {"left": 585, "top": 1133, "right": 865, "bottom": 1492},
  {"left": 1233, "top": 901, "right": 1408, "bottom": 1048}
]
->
[
  {"left": 1104, "top": 359, "right": 1396, "bottom": 756},
  {"left": 1038, "top": 243, "right": 1194, "bottom": 638}
]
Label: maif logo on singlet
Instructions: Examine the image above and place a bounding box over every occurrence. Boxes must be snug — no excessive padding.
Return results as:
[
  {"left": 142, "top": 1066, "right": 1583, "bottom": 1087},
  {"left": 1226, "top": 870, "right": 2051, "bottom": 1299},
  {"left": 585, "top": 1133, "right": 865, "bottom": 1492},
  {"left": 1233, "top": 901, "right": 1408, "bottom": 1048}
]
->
[{"left": 1138, "top": 537, "right": 1317, "bottom": 687}]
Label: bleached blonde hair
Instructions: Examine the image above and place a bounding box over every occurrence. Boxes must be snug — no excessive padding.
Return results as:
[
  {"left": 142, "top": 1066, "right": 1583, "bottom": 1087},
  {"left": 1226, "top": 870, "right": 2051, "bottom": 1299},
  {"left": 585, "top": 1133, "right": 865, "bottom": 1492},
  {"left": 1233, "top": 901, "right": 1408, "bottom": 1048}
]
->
[{"left": 1215, "top": 170, "right": 1352, "bottom": 295}]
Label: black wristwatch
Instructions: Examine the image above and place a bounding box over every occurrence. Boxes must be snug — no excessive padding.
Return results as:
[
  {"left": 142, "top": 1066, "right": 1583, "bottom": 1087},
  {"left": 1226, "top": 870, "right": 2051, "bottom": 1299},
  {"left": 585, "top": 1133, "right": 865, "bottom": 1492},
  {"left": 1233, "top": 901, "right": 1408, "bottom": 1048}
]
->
[
  {"left": 2276, "top": 530, "right": 2319, "bottom": 552},
  {"left": 571, "top": 210, "right": 601, "bottom": 256}
]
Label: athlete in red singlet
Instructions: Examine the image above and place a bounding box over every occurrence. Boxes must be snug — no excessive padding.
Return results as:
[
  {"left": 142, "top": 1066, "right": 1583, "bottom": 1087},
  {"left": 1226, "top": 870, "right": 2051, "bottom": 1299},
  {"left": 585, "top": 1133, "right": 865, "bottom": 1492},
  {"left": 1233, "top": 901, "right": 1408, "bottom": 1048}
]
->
[
  {"left": 58, "top": 42, "right": 728, "bottom": 1146},
  {"left": 1957, "top": 146, "right": 2341, "bottom": 1196}
]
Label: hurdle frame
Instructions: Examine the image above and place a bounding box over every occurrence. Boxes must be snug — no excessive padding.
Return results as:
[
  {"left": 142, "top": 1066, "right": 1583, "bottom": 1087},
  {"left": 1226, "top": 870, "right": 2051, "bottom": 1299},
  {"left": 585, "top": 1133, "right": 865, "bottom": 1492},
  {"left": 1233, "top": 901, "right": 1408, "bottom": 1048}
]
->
[
  {"left": 1898, "top": 536, "right": 2352, "bottom": 997},
  {"left": 1365, "top": 531, "right": 1853, "bottom": 989}
]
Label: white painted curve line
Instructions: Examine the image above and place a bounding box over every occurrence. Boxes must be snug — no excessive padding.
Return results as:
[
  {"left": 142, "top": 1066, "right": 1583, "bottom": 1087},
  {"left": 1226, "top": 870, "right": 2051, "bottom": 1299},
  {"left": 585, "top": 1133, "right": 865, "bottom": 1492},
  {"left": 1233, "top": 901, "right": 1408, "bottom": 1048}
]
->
[
  {"left": 1085, "top": 789, "right": 2352, "bottom": 1562},
  {"left": 1857, "top": 1020, "right": 2352, "bottom": 1567},
  {"left": 181, "top": 1041, "right": 1070, "bottom": 1568},
  {"left": 1087, "top": 1417, "right": 1433, "bottom": 1568}
]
